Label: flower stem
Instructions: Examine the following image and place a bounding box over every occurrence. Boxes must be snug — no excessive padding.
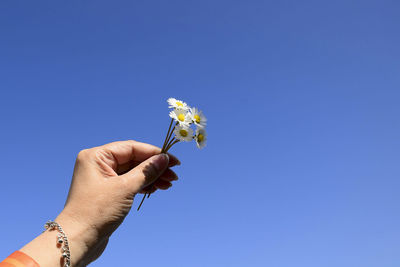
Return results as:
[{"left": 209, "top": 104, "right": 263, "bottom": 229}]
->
[
  {"left": 145, "top": 139, "right": 179, "bottom": 203},
  {"left": 165, "top": 137, "right": 176, "bottom": 151},
  {"left": 162, "top": 122, "right": 178, "bottom": 152},
  {"left": 161, "top": 119, "right": 174, "bottom": 152},
  {"left": 137, "top": 193, "right": 147, "bottom": 211},
  {"left": 139, "top": 121, "right": 177, "bottom": 210},
  {"left": 165, "top": 139, "right": 180, "bottom": 152}
]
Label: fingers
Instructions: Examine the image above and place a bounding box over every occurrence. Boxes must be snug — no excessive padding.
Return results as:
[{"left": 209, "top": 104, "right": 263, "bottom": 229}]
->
[
  {"left": 140, "top": 184, "right": 157, "bottom": 194},
  {"left": 150, "top": 169, "right": 177, "bottom": 190},
  {"left": 158, "top": 168, "right": 178, "bottom": 182},
  {"left": 166, "top": 152, "right": 181, "bottom": 167},
  {"left": 153, "top": 179, "right": 172, "bottom": 190},
  {"left": 99, "top": 140, "right": 139, "bottom": 166},
  {"left": 98, "top": 140, "right": 181, "bottom": 194},
  {"left": 116, "top": 161, "right": 137, "bottom": 175},
  {"left": 123, "top": 153, "right": 170, "bottom": 192},
  {"left": 100, "top": 140, "right": 180, "bottom": 172},
  {"left": 116, "top": 158, "right": 181, "bottom": 176},
  {"left": 138, "top": 168, "right": 178, "bottom": 194},
  {"left": 138, "top": 181, "right": 172, "bottom": 194}
]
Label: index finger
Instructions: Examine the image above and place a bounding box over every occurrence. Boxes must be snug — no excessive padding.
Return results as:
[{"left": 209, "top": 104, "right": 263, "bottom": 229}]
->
[{"left": 100, "top": 140, "right": 181, "bottom": 167}]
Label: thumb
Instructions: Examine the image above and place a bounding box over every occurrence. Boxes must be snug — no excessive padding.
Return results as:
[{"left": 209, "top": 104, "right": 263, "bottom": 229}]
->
[{"left": 123, "top": 153, "right": 169, "bottom": 192}]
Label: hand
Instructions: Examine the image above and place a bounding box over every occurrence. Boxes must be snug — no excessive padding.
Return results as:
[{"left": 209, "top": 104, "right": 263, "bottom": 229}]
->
[{"left": 22, "top": 140, "right": 180, "bottom": 267}]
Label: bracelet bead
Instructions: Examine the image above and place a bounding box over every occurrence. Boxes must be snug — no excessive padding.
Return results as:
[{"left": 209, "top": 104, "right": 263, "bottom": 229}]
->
[{"left": 44, "top": 220, "right": 71, "bottom": 267}]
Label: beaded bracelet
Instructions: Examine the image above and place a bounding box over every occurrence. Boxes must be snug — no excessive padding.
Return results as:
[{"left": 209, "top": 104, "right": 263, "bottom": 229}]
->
[{"left": 44, "top": 220, "right": 71, "bottom": 267}]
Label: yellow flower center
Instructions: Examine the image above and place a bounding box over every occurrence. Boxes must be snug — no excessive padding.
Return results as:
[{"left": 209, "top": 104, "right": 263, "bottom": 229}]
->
[
  {"left": 194, "top": 114, "right": 201, "bottom": 123},
  {"left": 179, "top": 129, "right": 188, "bottom": 137},
  {"left": 178, "top": 113, "right": 185, "bottom": 121},
  {"left": 176, "top": 102, "right": 183, "bottom": 107},
  {"left": 198, "top": 134, "right": 204, "bottom": 142}
]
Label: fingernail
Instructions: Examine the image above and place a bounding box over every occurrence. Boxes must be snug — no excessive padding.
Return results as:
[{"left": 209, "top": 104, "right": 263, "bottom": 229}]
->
[
  {"left": 171, "top": 171, "right": 179, "bottom": 180},
  {"left": 153, "top": 153, "right": 169, "bottom": 172}
]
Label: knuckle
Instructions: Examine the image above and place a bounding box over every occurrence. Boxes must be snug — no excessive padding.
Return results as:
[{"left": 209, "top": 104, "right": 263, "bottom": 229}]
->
[
  {"left": 126, "top": 139, "right": 137, "bottom": 145},
  {"left": 77, "top": 148, "right": 92, "bottom": 161}
]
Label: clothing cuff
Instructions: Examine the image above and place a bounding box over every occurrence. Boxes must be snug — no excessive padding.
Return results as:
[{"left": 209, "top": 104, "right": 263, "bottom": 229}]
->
[{"left": 0, "top": 251, "right": 40, "bottom": 267}]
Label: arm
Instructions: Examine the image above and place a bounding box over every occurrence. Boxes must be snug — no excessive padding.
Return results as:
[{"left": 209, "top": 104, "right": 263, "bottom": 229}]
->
[{"left": 4, "top": 140, "right": 180, "bottom": 267}]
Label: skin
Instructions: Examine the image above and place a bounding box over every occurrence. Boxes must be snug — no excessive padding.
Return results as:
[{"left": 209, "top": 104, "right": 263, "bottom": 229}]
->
[{"left": 20, "top": 140, "right": 180, "bottom": 267}]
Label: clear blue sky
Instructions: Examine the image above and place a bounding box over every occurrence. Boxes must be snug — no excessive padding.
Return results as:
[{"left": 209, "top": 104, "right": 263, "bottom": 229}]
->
[{"left": 1, "top": 1, "right": 399, "bottom": 266}]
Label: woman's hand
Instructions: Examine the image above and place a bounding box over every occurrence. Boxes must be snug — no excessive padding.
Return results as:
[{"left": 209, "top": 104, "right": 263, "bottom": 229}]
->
[{"left": 21, "top": 140, "right": 180, "bottom": 267}]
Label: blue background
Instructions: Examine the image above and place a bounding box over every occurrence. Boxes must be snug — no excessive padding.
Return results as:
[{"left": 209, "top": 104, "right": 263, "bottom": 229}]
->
[{"left": 1, "top": 1, "right": 399, "bottom": 266}]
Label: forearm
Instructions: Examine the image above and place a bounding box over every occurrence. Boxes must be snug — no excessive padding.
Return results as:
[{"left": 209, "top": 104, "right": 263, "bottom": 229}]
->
[
  {"left": 20, "top": 210, "right": 101, "bottom": 267},
  {"left": 3, "top": 140, "right": 177, "bottom": 267}
]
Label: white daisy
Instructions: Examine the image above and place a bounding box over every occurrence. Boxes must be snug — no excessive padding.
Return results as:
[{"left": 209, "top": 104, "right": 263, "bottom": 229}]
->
[
  {"left": 174, "top": 125, "right": 194, "bottom": 142},
  {"left": 167, "top": 98, "right": 189, "bottom": 110},
  {"left": 189, "top": 107, "right": 207, "bottom": 128},
  {"left": 195, "top": 127, "right": 207, "bottom": 149},
  {"left": 169, "top": 109, "right": 192, "bottom": 127}
]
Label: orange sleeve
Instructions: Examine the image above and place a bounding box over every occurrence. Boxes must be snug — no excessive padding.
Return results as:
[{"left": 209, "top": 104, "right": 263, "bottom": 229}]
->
[{"left": 0, "top": 251, "right": 40, "bottom": 267}]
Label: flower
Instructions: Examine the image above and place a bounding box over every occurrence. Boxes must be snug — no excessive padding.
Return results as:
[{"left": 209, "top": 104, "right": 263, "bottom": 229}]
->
[
  {"left": 169, "top": 109, "right": 192, "bottom": 127},
  {"left": 137, "top": 97, "right": 207, "bottom": 211},
  {"left": 195, "top": 127, "right": 207, "bottom": 149},
  {"left": 167, "top": 98, "right": 189, "bottom": 110},
  {"left": 174, "top": 125, "right": 194, "bottom": 142},
  {"left": 189, "top": 107, "right": 207, "bottom": 128}
]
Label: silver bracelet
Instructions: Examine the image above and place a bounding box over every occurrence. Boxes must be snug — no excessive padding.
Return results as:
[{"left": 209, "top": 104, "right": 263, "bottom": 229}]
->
[{"left": 44, "top": 220, "right": 71, "bottom": 267}]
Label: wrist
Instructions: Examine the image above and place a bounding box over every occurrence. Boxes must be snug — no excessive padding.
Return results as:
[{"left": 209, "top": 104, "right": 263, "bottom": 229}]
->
[
  {"left": 55, "top": 209, "right": 102, "bottom": 267},
  {"left": 20, "top": 212, "right": 98, "bottom": 267},
  {"left": 20, "top": 210, "right": 105, "bottom": 267}
]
